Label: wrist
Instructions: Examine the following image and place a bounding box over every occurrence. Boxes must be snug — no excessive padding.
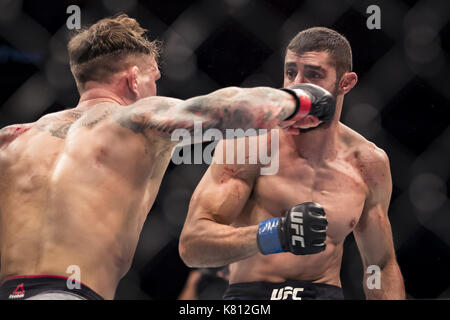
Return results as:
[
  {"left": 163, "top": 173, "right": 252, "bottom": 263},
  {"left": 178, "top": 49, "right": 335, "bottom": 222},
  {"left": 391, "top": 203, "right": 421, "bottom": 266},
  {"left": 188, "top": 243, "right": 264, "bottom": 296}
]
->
[
  {"left": 257, "top": 218, "right": 284, "bottom": 255},
  {"left": 279, "top": 88, "right": 299, "bottom": 120},
  {"left": 280, "top": 88, "right": 312, "bottom": 121}
]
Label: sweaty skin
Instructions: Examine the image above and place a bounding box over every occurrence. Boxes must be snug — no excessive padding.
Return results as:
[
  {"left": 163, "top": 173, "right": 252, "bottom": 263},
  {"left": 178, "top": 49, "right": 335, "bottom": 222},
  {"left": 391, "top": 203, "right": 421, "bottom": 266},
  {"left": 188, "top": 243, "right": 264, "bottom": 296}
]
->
[
  {"left": 183, "top": 126, "right": 380, "bottom": 283},
  {"left": 179, "top": 50, "right": 405, "bottom": 299},
  {"left": 0, "top": 86, "right": 297, "bottom": 300}
]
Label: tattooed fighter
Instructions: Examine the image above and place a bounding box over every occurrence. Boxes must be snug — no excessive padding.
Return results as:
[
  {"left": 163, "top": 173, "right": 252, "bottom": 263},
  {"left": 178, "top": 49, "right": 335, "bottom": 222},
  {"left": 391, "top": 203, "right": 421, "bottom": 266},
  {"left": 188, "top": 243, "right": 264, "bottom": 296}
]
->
[{"left": 0, "top": 16, "right": 334, "bottom": 300}]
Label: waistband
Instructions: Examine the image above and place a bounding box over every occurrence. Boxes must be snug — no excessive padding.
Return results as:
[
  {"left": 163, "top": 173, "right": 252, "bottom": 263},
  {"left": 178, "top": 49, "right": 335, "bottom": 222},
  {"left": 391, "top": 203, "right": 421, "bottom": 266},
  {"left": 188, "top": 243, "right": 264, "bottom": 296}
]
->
[
  {"left": 0, "top": 275, "right": 104, "bottom": 300},
  {"left": 223, "top": 279, "right": 344, "bottom": 300}
]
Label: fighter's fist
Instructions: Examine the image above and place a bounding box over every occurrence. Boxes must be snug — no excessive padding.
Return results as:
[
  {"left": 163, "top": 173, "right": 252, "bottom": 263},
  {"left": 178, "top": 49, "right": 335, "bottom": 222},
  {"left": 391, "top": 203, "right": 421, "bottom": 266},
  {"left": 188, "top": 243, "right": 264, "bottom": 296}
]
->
[
  {"left": 257, "top": 202, "right": 328, "bottom": 255},
  {"left": 280, "top": 83, "right": 336, "bottom": 124}
]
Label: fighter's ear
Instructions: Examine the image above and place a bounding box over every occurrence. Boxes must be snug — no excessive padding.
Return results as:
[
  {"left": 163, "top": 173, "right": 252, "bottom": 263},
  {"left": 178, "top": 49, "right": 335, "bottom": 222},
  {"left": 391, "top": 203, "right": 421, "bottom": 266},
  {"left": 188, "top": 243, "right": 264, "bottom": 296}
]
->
[
  {"left": 338, "top": 72, "right": 357, "bottom": 95},
  {"left": 292, "top": 115, "right": 321, "bottom": 129},
  {"left": 126, "top": 66, "right": 140, "bottom": 98}
]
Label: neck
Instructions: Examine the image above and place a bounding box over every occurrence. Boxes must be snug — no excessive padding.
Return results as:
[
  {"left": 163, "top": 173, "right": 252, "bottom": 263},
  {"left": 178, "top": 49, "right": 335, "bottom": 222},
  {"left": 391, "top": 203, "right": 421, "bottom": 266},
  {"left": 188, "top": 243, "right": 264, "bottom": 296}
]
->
[
  {"left": 77, "top": 87, "right": 131, "bottom": 109},
  {"left": 292, "top": 120, "right": 339, "bottom": 162}
]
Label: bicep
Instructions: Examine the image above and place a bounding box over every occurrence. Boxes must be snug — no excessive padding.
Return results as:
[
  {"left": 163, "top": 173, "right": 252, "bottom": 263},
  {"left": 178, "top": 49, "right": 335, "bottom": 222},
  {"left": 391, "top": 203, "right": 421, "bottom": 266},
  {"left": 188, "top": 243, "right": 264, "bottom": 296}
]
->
[
  {"left": 187, "top": 138, "right": 260, "bottom": 224},
  {"left": 187, "top": 162, "right": 256, "bottom": 226}
]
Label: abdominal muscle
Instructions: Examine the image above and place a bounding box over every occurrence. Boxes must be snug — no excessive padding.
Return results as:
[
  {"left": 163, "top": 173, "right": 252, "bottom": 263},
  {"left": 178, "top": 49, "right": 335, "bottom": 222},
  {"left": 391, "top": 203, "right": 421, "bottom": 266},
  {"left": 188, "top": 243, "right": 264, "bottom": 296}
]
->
[
  {"left": 229, "top": 239, "right": 344, "bottom": 287},
  {"left": 228, "top": 195, "right": 359, "bottom": 288}
]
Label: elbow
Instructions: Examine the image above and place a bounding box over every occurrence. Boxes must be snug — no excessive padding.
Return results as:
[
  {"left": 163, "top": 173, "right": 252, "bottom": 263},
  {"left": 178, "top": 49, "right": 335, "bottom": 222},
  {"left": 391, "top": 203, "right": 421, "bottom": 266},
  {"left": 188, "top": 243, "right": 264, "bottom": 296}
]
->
[
  {"left": 178, "top": 236, "right": 192, "bottom": 267},
  {"left": 363, "top": 251, "right": 398, "bottom": 272},
  {"left": 179, "top": 230, "right": 201, "bottom": 268}
]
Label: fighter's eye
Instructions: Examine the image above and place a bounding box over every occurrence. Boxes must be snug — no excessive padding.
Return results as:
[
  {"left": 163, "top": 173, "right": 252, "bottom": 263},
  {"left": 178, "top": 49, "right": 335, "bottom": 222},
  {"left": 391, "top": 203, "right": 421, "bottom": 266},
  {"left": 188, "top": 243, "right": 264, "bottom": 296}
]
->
[
  {"left": 305, "top": 71, "right": 323, "bottom": 79},
  {"left": 285, "top": 69, "right": 297, "bottom": 79}
]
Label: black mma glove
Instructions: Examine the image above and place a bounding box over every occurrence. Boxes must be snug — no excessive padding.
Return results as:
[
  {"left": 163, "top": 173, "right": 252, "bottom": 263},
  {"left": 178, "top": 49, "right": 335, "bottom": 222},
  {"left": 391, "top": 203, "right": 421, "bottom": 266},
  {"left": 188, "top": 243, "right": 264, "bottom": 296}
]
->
[
  {"left": 281, "top": 83, "right": 336, "bottom": 122},
  {"left": 257, "top": 202, "right": 328, "bottom": 255}
]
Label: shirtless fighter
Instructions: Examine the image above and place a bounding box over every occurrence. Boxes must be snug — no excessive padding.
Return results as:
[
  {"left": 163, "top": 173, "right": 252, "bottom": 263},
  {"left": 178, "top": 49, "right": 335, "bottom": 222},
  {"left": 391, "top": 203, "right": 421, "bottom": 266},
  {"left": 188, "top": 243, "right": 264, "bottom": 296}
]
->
[
  {"left": 179, "top": 27, "right": 406, "bottom": 300},
  {"left": 0, "top": 16, "right": 335, "bottom": 300}
]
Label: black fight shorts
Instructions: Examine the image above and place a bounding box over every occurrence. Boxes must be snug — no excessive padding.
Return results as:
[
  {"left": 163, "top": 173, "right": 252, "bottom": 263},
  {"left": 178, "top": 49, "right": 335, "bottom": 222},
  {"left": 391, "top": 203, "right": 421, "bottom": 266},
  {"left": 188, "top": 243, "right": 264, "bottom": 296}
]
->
[
  {"left": 223, "top": 279, "right": 344, "bottom": 300},
  {"left": 0, "top": 275, "right": 103, "bottom": 300}
]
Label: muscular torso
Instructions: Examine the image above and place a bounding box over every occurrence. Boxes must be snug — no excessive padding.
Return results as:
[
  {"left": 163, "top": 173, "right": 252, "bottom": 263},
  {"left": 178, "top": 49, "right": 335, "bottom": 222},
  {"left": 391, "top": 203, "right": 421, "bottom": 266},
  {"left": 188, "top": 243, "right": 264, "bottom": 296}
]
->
[
  {"left": 0, "top": 104, "right": 174, "bottom": 299},
  {"left": 230, "top": 124, "right": 370, "bottom": 287}
]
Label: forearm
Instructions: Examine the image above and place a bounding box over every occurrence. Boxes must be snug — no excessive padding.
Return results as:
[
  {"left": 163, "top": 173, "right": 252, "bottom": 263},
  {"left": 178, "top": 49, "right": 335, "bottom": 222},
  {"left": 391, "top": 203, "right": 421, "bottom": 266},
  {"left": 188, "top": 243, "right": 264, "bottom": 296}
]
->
[
  {"left": 363, "top": 261, "right": 405, "bottom": 300},
  {"left": 180, "top": 219, "right": 259, "bottom": 268}
]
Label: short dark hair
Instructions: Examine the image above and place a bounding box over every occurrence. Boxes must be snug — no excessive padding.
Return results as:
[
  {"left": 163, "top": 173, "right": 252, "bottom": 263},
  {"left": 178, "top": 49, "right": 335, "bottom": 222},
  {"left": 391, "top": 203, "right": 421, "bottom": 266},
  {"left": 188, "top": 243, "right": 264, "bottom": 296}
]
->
[
  {"left": 287, "top": 27, "right": 352, "bottom": 80},
  {"left": 68, "top": 14, "right": 161, "bottom": 91}
]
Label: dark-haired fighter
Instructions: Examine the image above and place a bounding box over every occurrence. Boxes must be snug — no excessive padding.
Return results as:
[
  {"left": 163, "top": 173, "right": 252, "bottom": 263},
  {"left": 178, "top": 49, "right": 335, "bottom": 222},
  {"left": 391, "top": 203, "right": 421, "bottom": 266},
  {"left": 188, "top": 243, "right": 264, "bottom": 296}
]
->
[
  {"left": 179, "top": 27, "right": 405, "bottom": 300},
  {"left": 0, "top": 16, "right": 335, "bottom": 300}
]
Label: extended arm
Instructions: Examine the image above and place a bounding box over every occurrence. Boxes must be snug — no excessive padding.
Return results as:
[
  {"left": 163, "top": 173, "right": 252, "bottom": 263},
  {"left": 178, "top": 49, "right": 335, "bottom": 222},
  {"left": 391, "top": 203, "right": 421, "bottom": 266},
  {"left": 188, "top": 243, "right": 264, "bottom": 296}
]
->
[
  {"left": 116, "top": 86, "right": 296, "bottom": 139},
  {"left": 353, "top": 146, "right": 405, "bottom": 300},
  {"left": 116, "top": 84, "right": 335, "bottom": 141}
]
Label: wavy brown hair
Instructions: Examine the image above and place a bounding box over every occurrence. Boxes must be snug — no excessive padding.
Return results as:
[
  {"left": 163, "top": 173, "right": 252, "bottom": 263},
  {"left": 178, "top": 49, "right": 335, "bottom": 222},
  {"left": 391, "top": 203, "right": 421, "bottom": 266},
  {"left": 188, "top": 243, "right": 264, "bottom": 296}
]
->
[{"left": 68, "top": 14, "right": 161, "bottom": 92}]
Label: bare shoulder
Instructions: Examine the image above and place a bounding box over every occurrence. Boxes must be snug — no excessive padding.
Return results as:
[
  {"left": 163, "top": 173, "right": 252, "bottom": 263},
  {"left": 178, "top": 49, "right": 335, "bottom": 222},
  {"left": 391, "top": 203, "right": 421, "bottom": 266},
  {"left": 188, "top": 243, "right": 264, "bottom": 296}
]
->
[
  {"left": 339, "top": 123, "right": 391, "bottom": 188},
  {"left": 36, "top": 104, "right": 124, "bottom": 139},
  {"left": 113, "top": 96, "right": 183, "bottom": 136},
  {"left": 0, "top": 123, "right": 33, "bottom": 135},
  {"left": 0, "top": 122, "right": 34, "bottom": 148},
  {"left": 0, "top": 108, "right": 82, "bottom": 146},
  {"left": 33, "top": 109, "right": 87, "bottom": 139},
  {"left": 120, "top": 96, "right": 182, "bottom": 118},
  {"left": 211, "top": 137, "right": 262, "bottom": 181}
]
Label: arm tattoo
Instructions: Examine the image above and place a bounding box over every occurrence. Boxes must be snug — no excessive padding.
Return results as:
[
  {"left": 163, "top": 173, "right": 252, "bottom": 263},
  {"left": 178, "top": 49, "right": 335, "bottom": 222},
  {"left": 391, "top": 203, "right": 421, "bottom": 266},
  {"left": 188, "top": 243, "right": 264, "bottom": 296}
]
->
[
  {"left": 116, "top": 102, "right": 170, "bottom": 135},
  {"left": 116, "top": 87, "right": 295, "bottom": 140},
  {"left": 117, "top": 115, "right": 149, "bottom": 135}
]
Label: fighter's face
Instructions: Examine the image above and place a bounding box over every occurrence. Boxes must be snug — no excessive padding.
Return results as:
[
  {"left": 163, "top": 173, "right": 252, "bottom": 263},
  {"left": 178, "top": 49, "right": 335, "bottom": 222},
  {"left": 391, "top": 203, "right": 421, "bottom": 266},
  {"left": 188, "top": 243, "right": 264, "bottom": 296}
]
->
[
  {"left": 283, "top": 50, "right": 338, "bottom": 96},
  {"left": 281, "top": 50, "right": 340, "bottom": 132},
  {"left": 135, "top": 56, "right": 161, "bottom": 98}
]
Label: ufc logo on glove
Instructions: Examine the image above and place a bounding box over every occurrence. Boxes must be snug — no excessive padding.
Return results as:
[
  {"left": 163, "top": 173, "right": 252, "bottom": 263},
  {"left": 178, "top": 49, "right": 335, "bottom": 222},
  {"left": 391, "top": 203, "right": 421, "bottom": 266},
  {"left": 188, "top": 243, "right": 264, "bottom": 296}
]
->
[
  {"left": 257, "top": 202, "right": 328, "bottom": 255},
  {"left": 290, "top": 211, "right": 305, "bottom": 248}
]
